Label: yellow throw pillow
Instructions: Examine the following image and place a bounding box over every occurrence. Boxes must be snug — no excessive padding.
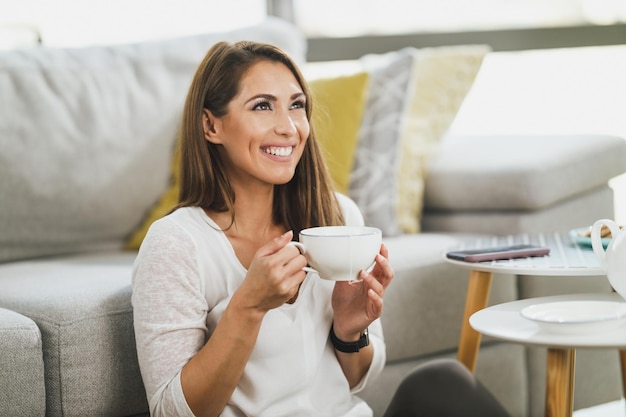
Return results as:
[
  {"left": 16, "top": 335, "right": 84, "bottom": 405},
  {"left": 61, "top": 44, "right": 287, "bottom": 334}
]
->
[
  {"left": 309, "top": 72, "right": 369, "bottom": 194},
  {"left": 125, "top": 72, "right": 369, "bottom": 250},
  {"left": 124, "top": 144, "right": 180, "bottom": 250}
]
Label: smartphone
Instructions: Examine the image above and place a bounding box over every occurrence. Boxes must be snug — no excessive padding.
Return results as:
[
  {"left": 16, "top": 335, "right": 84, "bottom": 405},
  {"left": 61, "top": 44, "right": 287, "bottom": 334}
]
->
[{"left": 446, "top": 244, "right": 550, "bottom": 263}]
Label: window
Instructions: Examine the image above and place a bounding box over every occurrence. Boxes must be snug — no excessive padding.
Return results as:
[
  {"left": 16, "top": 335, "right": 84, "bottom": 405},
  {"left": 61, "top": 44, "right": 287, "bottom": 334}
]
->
[
  {"left": 0, "top": 0, "right": 266, "bottom": 49},
  {"left": 293, "top": 0, "right": 626, "bottom": 37}
]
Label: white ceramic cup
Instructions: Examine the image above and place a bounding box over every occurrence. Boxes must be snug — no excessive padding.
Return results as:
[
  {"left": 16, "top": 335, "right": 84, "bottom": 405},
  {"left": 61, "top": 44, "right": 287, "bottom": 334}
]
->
[{"left": 289, "top": 226, "right": 382, "bottom": 281}]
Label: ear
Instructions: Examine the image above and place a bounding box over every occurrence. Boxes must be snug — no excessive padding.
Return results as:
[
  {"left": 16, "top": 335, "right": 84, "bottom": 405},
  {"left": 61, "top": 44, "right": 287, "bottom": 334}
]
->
[{"left": 202, "top": 108, "right": 223, "bottom": 144}]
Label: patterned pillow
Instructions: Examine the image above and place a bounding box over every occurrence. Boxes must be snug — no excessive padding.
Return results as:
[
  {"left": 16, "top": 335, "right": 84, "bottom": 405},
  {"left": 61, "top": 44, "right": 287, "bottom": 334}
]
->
[
  {"left": 349, "top": 45, "right": 490, "bottom": 235},
  {"left": 397, "top": 45, "right": 490, "bottom": 234},
  {"left": 348, "top": 49, "right": 415, "bottom": 236}
]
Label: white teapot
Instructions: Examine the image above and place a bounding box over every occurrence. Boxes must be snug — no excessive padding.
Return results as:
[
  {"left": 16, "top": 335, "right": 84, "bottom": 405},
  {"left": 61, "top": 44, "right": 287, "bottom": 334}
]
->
[{"left": 591, "top": 219, "right": 626, "bottom": 300}]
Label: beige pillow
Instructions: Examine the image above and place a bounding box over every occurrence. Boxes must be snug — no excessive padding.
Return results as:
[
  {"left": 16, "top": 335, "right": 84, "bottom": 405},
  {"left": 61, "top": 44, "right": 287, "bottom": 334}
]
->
[
  {"left": 348, "top": 45, "right": 489, "bottom": 235},
  {"left": 397, "top": 45, "right": 490, "bottom": 233}
]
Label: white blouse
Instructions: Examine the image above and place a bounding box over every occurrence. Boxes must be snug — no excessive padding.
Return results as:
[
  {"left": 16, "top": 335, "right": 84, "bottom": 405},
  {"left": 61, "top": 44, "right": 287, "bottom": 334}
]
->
[{"left": 131, "top": 194, "right": 385, "bottom": 417}]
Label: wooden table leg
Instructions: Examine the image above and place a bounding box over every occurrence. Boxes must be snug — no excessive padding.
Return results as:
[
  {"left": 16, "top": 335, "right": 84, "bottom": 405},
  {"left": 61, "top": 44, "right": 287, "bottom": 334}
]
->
[
  {"left": 545, "top": 348, "right": 576, "bottom": 417},
  {"left": 457, "top": 269, "right": 493, "bottom": 372}
]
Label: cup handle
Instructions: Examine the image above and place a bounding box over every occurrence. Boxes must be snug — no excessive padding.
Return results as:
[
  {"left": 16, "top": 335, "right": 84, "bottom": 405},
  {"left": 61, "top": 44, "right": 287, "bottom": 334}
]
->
[
  {"left": 287, "top": 242, "right": 320, "bottom": 275},
  {"left": 287, "top": 241, "right": 305, "bottom": 254},
  {"left": 591, "top": 219, "right": 619, "bottom": 269}
]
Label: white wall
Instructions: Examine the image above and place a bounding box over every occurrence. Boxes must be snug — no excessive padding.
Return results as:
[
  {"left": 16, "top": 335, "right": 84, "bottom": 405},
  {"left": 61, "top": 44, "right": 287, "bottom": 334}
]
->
[{"left": 0, "top": 0, "right": 265, "bottom": 48}]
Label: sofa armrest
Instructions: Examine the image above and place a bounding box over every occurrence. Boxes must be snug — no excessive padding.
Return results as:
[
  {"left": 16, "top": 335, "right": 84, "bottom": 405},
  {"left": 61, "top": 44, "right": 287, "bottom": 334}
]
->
[
  {"left": 0, "top": 308, "right": 45, "bottom": 417},
  {"left": 425, "top": 134, "right": 626, "bottom": 211},
  {"left": 421, "top": 134, "right": 626, "bottom": 235}
]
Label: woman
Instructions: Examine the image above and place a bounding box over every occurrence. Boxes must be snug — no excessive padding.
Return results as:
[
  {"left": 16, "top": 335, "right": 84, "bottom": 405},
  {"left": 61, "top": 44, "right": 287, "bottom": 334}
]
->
[
  {"left": 132, "top": 40, "right": 392, "bottom": 417},
  {"left": 132, "top": 40, "right": 510, "bottom": 417}
]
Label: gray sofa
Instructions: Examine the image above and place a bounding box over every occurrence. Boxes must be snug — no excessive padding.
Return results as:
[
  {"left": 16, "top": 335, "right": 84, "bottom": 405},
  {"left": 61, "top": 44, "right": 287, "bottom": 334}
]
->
[{"left": 1, "top": 17, "right": 625, "bottom": 417}]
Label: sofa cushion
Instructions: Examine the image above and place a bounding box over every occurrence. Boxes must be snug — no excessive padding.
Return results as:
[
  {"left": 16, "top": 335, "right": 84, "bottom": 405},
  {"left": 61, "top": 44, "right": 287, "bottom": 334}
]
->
[
  {"left": 422, "top": 186, "right": 617, "bottom": 235},
  {"left": 425, "top": 134, "right": 626, "bottom": 211},
  {"left": 380, "top": 233, "right": 517, "bottom": 362},
  {"left": 0, "top": 17, "right": 306, "bottom": 263},
  {"left": 0, "top": 307, "right": 46, "bottom": 417},
  {"left": 0, "top": 252, "right": 146, "bottom": 417}
]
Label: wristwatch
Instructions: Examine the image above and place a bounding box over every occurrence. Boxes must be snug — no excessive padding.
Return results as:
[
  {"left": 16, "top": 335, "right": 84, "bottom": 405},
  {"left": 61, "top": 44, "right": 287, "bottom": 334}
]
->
[{"left": 330, "top": 325, "right": 369, "bottom": 353}]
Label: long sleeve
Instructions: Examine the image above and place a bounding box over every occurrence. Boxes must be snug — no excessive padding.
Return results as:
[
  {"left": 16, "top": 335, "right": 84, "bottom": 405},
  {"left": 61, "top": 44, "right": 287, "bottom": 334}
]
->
[{"left": 131, "top": 218, "right": 206, "bottom": 417}]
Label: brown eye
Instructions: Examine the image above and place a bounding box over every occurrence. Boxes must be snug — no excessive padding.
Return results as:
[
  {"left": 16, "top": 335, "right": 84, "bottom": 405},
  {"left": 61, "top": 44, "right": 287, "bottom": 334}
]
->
[
  {"left": 253, "top": 101, "right": 272, "bottom": 111},
  {"left": 291, "top": 99, "right": 306, "bottom": 109}
]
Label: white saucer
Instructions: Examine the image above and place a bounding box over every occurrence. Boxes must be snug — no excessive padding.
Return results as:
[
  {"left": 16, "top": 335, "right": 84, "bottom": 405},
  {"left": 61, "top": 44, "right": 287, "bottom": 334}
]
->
[{"left": 520, "top": 300, "right": 626, "bottom": 334}]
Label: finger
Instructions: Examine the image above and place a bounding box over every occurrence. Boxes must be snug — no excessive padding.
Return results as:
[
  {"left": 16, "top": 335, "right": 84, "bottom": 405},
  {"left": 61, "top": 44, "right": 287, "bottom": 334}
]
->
[
  {"left": 380, "top": 243, "right": 389, "bottom": 259},
  {"left": 370, "top": 244, "right": 389, "bottom": 274},
  {"left": 283, "top": 252, "right": 309, "bottom": 276},
  {"left": 367, "top": 288, "right": 384, "bottom": 318},
  {"left": 371, "top": 253, "right": 394, "bottom": 288},
  {"left": 256, "top": 230, "right": 293, "bottom": 257},
  {"left": 360, "top": 269, "right": 384, "bottom": 298}
]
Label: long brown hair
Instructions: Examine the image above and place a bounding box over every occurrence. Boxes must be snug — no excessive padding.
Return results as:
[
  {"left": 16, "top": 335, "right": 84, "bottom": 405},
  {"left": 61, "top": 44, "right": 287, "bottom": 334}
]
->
[{"left": 175, "top": 41, "right": 344, "bottom": 236}]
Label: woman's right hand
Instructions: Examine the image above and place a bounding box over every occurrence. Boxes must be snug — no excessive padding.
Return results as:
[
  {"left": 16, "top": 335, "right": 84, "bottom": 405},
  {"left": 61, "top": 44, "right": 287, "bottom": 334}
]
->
[
  {"left": 181, "top": 230, "right": 307, "bottom": 417},
  {"left": 239, "top": 230, "right": 308, "bottom": 312}
]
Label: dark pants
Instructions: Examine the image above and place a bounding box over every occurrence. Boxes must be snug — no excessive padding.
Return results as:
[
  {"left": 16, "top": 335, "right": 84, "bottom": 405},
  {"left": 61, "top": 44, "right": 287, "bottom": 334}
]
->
[{"left": 383, "top": 359, "right": 511, "bottom": 417}]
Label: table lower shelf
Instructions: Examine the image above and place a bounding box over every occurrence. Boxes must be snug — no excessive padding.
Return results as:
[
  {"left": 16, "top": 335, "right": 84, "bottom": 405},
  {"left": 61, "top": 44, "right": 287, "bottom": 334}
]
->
[{"left": 470, "top": 293, "right": 626, "bottom": 349}]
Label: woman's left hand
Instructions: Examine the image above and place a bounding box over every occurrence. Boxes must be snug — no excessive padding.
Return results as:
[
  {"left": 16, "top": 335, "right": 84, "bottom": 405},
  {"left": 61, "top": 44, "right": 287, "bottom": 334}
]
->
[{"left": 331, "top": 243, "right": 394, "bottom": 341}]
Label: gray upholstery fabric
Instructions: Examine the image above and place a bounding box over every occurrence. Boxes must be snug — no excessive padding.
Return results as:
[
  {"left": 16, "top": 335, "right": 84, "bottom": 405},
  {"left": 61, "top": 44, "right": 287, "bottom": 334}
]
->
[
  {"left": 0, "top": 252, "right": 147, "bottom": 417},
  {"left": 474, "top": 343, "right": 529, "bottom": 417},
  {"left": 381, "top": 233, "right": 517, "bottom": 361},
  {"left": 424, "top": 134, "right": 626, "bottom": 211},
  {"left": 0, "top": 308, "right": 46, "bottom": 417},
  {"left": 422, "top": 185, "right": 615, "bottom": 235}
]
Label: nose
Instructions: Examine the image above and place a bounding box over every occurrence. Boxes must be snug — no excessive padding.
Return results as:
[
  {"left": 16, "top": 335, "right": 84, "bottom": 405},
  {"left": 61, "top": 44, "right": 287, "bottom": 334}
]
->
[{"left": 274, "top": 109, "right": 297, "bottom": 137}]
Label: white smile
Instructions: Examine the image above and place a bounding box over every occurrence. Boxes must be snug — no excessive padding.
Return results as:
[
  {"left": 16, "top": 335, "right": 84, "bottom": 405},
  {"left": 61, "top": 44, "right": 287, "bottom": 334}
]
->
[{"left": 262, "top": 146, "right": 293, "bottom": 157}]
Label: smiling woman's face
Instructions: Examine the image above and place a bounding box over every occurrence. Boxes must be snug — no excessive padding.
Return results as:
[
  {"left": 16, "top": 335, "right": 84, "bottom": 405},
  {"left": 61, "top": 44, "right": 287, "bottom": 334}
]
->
[{"left": 203, "top": 60, "right": 310, "bottom": 188}]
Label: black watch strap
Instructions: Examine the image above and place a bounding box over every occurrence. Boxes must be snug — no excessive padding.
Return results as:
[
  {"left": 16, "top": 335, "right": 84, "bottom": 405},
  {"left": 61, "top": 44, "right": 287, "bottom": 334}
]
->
[{"left": 330, "top": 325, "right": 369, "bottom": 353}]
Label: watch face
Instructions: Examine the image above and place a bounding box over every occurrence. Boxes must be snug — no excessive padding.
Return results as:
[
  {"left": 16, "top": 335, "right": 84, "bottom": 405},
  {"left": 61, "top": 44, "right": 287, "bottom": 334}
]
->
[
  {"left": 361, "top": 328, "right": 369, "bottom": 347},
  {"left": 358, "top": 328, "right": 369, "bottom": 349}
]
